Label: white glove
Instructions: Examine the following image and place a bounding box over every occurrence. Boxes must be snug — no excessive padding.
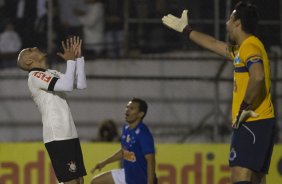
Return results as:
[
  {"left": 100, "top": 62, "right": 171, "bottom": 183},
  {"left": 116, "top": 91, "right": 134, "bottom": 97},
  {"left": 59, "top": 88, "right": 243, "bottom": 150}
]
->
[
  {"left": 162, "top": 10, "right": 189, "bottom": 33},
  {"left": 232, "top": 110, "right": 259, "bottom": 129}
]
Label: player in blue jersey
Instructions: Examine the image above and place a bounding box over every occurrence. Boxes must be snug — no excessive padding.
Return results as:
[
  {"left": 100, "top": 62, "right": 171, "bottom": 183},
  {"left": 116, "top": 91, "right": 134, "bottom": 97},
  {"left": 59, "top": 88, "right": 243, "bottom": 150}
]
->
[{"left": 90, "top": 98, "right": 157, "bottom": 184}]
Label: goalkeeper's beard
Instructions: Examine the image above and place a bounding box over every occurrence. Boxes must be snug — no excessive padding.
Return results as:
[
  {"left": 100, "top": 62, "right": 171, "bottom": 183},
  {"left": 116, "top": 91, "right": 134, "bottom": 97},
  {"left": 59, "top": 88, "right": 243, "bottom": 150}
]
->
[{"left": 227, "top": 34, "right": 236, "bottom": 45}]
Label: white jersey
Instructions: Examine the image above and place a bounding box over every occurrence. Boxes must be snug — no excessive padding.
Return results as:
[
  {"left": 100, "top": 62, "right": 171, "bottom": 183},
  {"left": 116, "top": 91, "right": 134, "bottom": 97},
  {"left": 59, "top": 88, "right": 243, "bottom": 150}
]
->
[{"left": 28, "top": 58, "right": 87, "bottom": 143}]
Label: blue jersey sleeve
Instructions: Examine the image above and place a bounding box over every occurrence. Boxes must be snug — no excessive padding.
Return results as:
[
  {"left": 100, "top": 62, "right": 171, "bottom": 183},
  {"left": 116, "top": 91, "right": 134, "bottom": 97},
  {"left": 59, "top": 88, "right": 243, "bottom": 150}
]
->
[{"left": 139, "top": 126, "right": 155, "bottom": 155}]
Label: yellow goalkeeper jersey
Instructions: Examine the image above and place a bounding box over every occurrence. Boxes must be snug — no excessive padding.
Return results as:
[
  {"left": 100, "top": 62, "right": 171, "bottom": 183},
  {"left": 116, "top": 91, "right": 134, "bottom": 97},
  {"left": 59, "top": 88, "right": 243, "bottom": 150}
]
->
[{"left": 230, "top": 35, "right": 275, "bottom": 123}]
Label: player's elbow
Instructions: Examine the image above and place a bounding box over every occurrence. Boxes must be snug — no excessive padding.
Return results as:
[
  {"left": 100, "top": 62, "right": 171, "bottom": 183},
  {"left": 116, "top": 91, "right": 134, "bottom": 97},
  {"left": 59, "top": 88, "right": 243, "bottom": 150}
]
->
[
  {"left": 251, "top": 75, "right": 265, "bottom": 90},
  {"left": 54, "top": 76, "right": 76, "bottom": 91},
  {"left": 54, "top": 82, "right": 74, "bottom": 92},
  {"left": 77, "top": 84, "right": 87, "bottom": 90},
  {"left": 64, "top": 84, "right": 74, "bottom": 91},
  {"left": 76, "top": 80, "right": 87, "bottom": 89},
  {"left": 250, "top": 70, "right": 264, "bottom": 83},
  {"left": 77, "top": 86, "right": 87, "bottom": 90}
]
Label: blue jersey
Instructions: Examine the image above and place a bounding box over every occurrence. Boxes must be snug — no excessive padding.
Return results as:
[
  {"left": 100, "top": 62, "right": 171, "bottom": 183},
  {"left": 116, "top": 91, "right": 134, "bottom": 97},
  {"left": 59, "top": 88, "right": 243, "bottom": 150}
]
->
[{"left": 121, "top": 122, "right": 156, "bottom": 184}]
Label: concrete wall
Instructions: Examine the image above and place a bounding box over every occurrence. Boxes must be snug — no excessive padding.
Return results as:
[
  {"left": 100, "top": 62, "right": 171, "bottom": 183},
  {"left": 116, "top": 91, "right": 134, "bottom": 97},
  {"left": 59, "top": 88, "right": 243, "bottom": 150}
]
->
[{"left": 0, "top": 54, "right": 281, "bottom": 142}]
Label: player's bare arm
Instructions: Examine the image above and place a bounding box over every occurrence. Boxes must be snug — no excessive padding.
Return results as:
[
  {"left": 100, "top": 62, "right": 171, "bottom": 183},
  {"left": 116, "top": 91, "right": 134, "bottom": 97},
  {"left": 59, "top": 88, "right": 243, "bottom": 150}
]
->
[
  {"left": 51, "top": 36, "right": 81, "bottom": 92},
  {"left": 145, "top": 153, "right": 156, "bottom": 184},
  {"left": 244, "top": 62, "right": 265, "bottom": 106},
  {"left": 232, "top": 61, "right": 263, "bottom": 129},
  {"left": 90, "top": 148, "right": 123, "bottom": 174},
  {"left": 189, "top": 30, "right": 231, "bottom": 59},
  {"left": 162, "top": 10, "right": 232, "bottom": 60}
]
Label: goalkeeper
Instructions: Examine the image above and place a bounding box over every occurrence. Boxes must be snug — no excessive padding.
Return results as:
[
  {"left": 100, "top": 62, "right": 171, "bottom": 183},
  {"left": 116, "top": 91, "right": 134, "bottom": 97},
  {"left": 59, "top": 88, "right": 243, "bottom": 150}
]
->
[{"left": 162, "top": 1, "right": 276, "bottom": 184}]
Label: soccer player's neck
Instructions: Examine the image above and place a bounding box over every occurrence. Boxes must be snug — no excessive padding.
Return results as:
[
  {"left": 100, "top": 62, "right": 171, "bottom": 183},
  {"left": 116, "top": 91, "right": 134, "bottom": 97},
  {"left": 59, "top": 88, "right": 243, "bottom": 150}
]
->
[
  {"left": 30, "top": 60, "right": 47, "bottom": 70},
  {"left": 237, "top": 32, "right": 252, "bottom": 46},
  {"left": 128, "top": 120, "right": 141, "bottom": 130}
]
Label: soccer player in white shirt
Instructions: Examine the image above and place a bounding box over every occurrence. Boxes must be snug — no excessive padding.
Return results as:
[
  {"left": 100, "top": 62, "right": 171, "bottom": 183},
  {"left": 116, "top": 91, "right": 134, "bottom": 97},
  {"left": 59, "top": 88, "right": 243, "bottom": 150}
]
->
[{"left": 17, "top": 36, "right": 87, "bottom": 184}]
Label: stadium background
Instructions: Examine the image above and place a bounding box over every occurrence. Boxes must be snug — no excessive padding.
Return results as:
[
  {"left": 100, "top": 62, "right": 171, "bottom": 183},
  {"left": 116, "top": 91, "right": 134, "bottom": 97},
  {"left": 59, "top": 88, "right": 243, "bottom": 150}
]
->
[{"left": 0, "top": 0, "right": 282, "bottom": 183}]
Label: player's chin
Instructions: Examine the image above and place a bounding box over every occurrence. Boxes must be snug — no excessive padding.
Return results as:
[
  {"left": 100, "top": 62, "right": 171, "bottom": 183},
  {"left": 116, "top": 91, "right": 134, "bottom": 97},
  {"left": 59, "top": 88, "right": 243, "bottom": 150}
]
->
[
  {"left": 125, "top": 116, "right": 130, "bottom": 122},
  {"left": 42, "top": 53, "right": 47, "bottom": 58}
]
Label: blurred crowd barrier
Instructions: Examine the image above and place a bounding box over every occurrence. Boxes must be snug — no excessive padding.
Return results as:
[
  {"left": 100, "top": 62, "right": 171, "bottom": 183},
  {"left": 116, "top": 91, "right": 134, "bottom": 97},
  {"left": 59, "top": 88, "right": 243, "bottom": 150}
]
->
[
  {"left": 0, "top": 53, "right": 282, "bottom": 143},
  {"left": 0, "top": 143, "right": 282, "bottom": 184}
]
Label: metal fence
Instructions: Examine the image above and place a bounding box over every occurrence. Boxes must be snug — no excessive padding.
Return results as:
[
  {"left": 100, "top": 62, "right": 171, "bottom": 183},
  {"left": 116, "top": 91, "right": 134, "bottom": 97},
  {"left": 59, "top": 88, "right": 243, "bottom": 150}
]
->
[{"left": 1, "top": 0, "right": 281, "bottom": 58}]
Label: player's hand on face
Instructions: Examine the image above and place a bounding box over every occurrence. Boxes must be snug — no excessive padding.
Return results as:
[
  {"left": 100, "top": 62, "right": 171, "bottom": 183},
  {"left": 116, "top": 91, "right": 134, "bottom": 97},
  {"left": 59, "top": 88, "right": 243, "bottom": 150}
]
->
[
  {"left": 162, "top": 9, "right": 189, "bottom": 33},
  {"left": 57, "top": 37, "right": 76, "bottom": 61}
]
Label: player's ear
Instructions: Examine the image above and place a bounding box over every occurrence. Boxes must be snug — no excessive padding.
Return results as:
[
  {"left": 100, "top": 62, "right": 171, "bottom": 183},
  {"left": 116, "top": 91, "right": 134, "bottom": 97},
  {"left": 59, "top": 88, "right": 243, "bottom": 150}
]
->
[
  {"left": 235, "top": 19, "right": 241, "bottom": 28},
  {"left": 23, "top": 58, "right": 34, "bottom": 70},
  {"left": 138, "top": 111, "right": 145, "bottom": 119}
]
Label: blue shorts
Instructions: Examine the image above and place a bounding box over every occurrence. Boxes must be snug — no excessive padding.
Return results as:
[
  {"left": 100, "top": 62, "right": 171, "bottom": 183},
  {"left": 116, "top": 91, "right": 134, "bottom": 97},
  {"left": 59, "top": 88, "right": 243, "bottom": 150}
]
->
[{"left": 229, "top": 118, "right": 276, "bottom": 174}]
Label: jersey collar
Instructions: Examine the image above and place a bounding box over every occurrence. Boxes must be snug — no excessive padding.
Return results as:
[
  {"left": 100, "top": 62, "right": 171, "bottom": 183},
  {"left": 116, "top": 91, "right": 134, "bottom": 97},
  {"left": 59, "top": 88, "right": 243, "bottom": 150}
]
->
[
  {"left": 127, "top": 121, "right": 143, "bottom": 130},
  {"left": 29, "top": 68, "right": 46, "bottom": 73}
]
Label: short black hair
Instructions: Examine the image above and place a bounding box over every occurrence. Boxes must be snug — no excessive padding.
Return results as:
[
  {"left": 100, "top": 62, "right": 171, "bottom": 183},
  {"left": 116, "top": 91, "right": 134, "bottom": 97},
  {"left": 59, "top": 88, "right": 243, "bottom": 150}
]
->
[
  {"left": 233, "top": 1, "right": 259, "bottom": 35},
  {"left": 130, "top": 97, "right": 148, "bottom": 119}
]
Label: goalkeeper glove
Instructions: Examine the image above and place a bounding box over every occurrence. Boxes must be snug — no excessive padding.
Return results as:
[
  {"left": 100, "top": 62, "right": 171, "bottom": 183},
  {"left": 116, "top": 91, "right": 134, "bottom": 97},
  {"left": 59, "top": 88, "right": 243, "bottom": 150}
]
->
[
  {"left": 232, "top": 101, "right": 259, "bottom": 129},
  {"left": 162, "top": 10, "right": 193, "bottom": 36}
]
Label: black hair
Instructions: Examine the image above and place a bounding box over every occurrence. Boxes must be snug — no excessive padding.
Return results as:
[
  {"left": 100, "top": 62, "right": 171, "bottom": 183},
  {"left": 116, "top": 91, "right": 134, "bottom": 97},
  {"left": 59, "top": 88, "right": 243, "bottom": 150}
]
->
[
  {"left": 233, "top": 1, "right": 259, "bottom": 35},
  {"left": 130, "top": 97, "right": 148, "bottom": 119}
]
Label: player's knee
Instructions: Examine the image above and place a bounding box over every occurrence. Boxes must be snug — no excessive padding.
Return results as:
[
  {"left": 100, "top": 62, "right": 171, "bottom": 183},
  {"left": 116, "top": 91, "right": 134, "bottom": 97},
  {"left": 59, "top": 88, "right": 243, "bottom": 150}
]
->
[
  {"left": 79, "top": 177, "right": 84, "bottom": 184},
  {"left": 90, "top": 178, "right": 106, "bottom": 184},
  {"left": 251, "top": 172, "right": 265, "bottom": 184},
  {"left": 64, "top": 179, "right": 80, "bottom": 184},
  {"left": 90, "top": 179, "right": 96, "bottom": 184},
  {"left": 90, "top": 178, "right": 97, "bottom": 184},
  {"left": 231, "top": 166, "right": 252, "bottom": 182}
]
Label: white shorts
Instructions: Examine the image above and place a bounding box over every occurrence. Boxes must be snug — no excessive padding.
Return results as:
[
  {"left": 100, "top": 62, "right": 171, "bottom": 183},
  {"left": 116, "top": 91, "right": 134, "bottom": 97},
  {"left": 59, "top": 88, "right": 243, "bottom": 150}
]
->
[{"left": 111, "top": 168, "right": 126, "bottom": 184}]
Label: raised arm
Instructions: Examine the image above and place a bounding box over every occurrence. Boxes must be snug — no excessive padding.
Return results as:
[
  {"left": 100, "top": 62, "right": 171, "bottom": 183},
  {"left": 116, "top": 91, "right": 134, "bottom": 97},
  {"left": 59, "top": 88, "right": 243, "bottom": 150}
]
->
[
  {"left": 72, "top": 36, "right": 87, "bottom": 89},
  {"left": 53, "top": 37, "right": 78, "bottom": 91},
  {"left": 189, "top": 30, "right": 231, "bottom": 59},
  {"left": 162, "top": 10, "right": 232, "bottom": 60},
  {"left": 30, "top": 37, "right": 78, "bottom": 92},
  {"left": 75, "top": 57, "right": 87, "bottom": 89}
]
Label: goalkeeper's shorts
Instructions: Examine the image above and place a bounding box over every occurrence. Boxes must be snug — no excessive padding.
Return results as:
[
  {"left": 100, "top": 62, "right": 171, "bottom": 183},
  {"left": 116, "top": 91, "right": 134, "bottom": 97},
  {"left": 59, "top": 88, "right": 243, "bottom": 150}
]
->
[{"left": 229, "top": 118, "right": 276, "bottom": 174}]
